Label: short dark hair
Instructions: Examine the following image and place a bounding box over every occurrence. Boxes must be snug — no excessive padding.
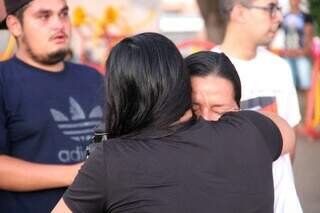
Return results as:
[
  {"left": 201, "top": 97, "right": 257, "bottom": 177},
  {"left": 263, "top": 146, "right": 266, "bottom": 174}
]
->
[
  {"left": 185, "top": 51, "right": 241, "bottom": 107},
  {"left": 12, "top": 2, "right": 30, "bottom": 25},
  {"left": 105, "top": 32, "right": 192, "bottom": 138},
  {"left": 0, "top": 0, "right": 32, "bottom": 29},
  {"left": 219, "top": 0, "right": 252, "bottom": 22}
]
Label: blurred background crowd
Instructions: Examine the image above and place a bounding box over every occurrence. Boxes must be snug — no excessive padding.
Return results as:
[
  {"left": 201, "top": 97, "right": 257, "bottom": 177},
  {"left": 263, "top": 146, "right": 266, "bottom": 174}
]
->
[{"left": 4, "top": 0, "right": 318, "bottom": 138}]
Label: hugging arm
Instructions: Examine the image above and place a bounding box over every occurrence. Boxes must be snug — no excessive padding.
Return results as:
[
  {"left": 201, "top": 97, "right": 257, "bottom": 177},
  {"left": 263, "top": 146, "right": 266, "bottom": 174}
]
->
[{"left": 259, "top": 112, "right": 295, "bottom": 156}]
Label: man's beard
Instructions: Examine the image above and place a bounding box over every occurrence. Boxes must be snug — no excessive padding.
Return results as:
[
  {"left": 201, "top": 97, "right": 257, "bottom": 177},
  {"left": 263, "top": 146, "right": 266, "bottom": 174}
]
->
[
  {"left": 28, "top": 48, "right": 68, "bottom": 65},
  {"left": 23, "top": 36, "right": 69, "bottom": 65}
]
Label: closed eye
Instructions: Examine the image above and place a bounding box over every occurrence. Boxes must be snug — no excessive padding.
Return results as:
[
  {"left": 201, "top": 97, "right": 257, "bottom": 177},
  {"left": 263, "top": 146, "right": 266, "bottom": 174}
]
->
[{"left": 192, "top": 104, "right": 200, "bottom": 111}]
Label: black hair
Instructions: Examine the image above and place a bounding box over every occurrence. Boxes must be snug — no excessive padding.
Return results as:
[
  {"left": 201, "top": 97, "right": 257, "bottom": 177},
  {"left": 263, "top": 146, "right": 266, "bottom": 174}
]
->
[
  {"left": 185, "top": 51, "right": 241, "bottom": 107},
  {"left": 105, "top": 32, "right": 192, "bottom": 138},
  {"left": 13, "top": 2, "right": 30, "bottom": 26}
]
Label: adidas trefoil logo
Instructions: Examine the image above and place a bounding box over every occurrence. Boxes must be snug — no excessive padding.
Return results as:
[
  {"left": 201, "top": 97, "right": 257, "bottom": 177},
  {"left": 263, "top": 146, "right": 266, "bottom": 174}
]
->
[{"left": 50, "top": 97, "right": 103, "bottom": 142}]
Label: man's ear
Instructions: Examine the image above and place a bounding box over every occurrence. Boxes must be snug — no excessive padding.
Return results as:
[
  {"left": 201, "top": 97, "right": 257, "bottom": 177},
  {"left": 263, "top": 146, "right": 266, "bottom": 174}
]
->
[
  {"left": 230, "top": 4, "right": 247, "bottom": 24},
  {"left": 6, "top": 15, "right": 23, "bottom": 37}
]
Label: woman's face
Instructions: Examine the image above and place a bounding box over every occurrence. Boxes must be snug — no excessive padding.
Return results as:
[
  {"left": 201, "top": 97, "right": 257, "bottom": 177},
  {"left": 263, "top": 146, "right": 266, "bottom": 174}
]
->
[{"left": 191, "top": 75, "right": 239, "bottom": 121}]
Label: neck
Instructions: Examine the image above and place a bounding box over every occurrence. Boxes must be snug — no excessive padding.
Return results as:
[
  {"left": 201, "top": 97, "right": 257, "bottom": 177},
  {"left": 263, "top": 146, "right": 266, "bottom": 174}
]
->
[
  {"left": 220, "top": 25, "right": 257, "bottom": 60},
  {"left": 291, "top": 7, "right": 300, "bottom": 14},
  {"left": 16, "top": 50, "right": 64, "bottom": 72}
]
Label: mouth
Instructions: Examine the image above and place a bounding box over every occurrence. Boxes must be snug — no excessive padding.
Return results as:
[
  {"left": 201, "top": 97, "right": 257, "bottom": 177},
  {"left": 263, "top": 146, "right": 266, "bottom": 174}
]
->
[
  {"left": 269, "top": 30, "right": 276, "bottom": 35},
  {"left": 51, "top": 33, "right": 68, "bottom": 44},
  {"left": 268, "top": 28, "right": 278, "bottom": 36}
]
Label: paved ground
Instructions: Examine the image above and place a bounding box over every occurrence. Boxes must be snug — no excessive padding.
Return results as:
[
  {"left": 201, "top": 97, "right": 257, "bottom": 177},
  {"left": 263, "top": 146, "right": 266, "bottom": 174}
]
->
[{"left": 293, "top": 136, "right": 320, "bottom": 213}]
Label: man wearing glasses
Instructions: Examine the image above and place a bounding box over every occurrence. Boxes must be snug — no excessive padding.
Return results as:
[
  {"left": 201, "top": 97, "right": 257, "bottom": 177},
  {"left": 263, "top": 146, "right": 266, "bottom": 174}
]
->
[{"left": 212, "top": 0, "right": 303, "bottom": 212}]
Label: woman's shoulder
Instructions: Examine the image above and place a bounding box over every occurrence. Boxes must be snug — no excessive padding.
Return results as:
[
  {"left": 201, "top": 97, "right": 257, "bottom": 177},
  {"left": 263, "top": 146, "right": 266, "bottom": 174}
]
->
[{"left": 219, "top": 110, "right": 267, "bottom": 126}]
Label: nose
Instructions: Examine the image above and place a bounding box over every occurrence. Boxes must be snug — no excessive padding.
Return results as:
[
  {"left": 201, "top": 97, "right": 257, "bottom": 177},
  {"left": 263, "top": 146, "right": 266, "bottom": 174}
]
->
[
  {"left": 52, "top": 18, "right": 63, "bottom": 30},
  {"left": 200, "top": 108, "right": 218, "bottom": 121},
  {"left": 200, "top": 107, "right": 210, "bottom": 120},
  {"left": 52, "top": 15, "right": 68, "bottom": 30}
]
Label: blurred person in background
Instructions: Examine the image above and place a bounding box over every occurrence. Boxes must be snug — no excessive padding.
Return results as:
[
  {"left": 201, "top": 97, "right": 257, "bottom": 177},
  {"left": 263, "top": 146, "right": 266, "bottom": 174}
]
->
[
  {"left": 213, "top": 0, "right": 303, "bottom": 212},
  {"left": 0, "top": 0, "right": 5, "bottom": 21},
  {"left": 280, "top": 0, "right": 313, "bottom": 98},
  {"left": 0, "top": 0, "right": 104, "bottom": 212},
  {"left": 0, "top": 0, "right": 12, "bottom": 61}
]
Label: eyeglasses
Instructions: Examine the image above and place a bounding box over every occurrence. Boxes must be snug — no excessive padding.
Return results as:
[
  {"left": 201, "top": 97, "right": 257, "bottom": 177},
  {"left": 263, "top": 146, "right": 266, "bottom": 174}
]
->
[{"left": 244, "top": 3, "right": 282, "bottom": 18}]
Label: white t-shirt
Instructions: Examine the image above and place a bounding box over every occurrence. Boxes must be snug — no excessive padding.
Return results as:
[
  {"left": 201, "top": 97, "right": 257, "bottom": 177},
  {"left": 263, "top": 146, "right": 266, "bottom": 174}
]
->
[
  {"left": 213, "top": 46, "right": 303, "bottom": 213},
  {"left": 273, "top": 154, "right": 303, "bottom": 213}
]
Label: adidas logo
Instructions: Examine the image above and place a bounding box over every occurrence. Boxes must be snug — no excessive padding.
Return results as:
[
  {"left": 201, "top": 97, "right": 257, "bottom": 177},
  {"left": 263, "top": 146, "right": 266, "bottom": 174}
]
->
[{"left": 50, "top": 97, "right": 103, "bottom": 142}]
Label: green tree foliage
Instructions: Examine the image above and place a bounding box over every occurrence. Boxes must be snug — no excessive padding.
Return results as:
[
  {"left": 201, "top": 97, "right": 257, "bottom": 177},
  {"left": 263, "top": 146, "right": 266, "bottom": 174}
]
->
[{"left": 309, "top": 0, "right": 320, "bottom": 35}]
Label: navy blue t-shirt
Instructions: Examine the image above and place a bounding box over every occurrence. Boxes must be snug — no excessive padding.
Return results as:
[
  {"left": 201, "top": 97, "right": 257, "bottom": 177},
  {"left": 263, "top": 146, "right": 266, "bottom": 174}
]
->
[{"left": 0, "top": 57, "right": 105, "bottom": 212}]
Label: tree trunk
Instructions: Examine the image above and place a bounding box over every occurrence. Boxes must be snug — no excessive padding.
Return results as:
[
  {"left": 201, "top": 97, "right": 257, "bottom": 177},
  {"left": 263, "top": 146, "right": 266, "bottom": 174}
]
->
[{"left": 196, "top": 0, "right": 225, "bottom": 45}]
